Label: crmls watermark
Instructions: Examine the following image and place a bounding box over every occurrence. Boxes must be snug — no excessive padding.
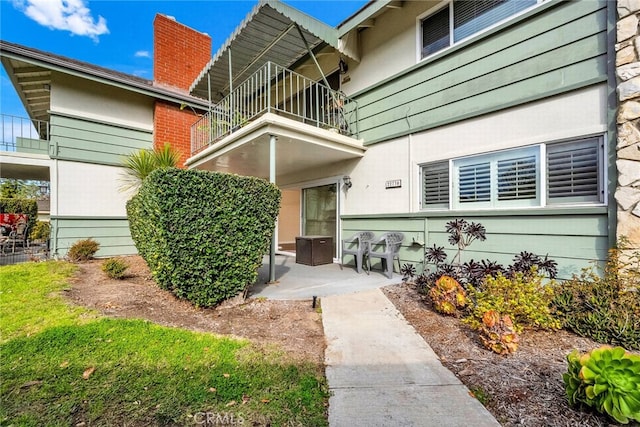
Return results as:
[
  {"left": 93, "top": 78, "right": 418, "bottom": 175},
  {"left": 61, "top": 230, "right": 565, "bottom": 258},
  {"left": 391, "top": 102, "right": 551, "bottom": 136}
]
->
[{"left": 194, "top": 412, "right": 245, "bottom": 425}]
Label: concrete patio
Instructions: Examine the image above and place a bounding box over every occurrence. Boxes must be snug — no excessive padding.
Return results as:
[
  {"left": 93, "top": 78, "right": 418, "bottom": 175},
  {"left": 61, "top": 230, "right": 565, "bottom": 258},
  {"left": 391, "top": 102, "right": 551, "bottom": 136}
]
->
[{"left": 249, "top": 254, "right": 401, "bottom": 300}]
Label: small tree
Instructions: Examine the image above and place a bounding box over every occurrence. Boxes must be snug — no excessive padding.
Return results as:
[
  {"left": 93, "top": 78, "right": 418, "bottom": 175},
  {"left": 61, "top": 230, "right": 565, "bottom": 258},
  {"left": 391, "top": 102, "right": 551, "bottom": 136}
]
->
[{"left": 119, "top": 143, "right": 179, "bottom": 194}]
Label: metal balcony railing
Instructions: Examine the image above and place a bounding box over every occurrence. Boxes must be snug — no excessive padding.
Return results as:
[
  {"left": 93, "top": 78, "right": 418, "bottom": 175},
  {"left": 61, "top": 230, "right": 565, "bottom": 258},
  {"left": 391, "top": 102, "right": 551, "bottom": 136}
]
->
[
  {"left": 1, "top": 114, "right": 50, "bottom": 153},
  {"left": 191, "top": 62, "right": 359, "bottom": 155}
]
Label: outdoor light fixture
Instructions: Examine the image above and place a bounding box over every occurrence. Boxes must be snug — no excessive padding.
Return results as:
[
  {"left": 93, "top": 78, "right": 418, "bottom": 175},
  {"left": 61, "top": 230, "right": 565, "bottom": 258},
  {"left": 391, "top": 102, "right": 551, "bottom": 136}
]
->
[
  {"left": 43, "top": 83, "right": 50, "bottom": 92},
  {"left": 343, "top": 175, "right": 352, "bottom": 189}
]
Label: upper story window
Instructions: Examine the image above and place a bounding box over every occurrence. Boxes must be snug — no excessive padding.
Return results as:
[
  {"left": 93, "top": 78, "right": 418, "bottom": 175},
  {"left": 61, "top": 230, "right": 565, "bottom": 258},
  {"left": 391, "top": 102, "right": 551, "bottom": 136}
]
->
[
  {"left": 420, "top": 136, "right": 605, "bottom": 210},
  {"left": 420, "top": 0, "right": 539, "bottom": 59}
]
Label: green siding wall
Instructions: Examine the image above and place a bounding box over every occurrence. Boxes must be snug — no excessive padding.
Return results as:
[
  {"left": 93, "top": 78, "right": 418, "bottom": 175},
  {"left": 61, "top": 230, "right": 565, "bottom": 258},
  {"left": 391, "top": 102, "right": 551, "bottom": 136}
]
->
[
  {"left": 342, "top": 208, "right": 609, "bottom": 279},
  {"left": 50, "top": 217, "right": 137, "bottom": 258},
  {"left": 355, "top": 0, "right": 608, "bottom": 144},
  {"left": 49, "top": 115, "right": 152, "bottom": 166}
]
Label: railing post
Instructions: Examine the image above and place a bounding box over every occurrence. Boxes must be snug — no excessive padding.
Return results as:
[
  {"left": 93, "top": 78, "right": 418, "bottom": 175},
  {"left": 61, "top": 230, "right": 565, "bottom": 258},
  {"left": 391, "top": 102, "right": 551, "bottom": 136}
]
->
[{"left": 267, "top": 62, "right": 272, "bottom": 114}]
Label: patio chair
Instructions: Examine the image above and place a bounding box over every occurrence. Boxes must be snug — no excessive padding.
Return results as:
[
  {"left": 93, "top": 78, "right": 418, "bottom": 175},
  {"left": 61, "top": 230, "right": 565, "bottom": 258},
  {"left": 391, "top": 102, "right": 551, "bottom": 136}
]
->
[
  {"left": 366, "top": 232, "right": 404, "bottom": 279},
  {"left": 341, "top": 231, "right": 375, "bottom": 274},
  {"left": 7, "top": 220, "right": 29, "bottom": 254}
]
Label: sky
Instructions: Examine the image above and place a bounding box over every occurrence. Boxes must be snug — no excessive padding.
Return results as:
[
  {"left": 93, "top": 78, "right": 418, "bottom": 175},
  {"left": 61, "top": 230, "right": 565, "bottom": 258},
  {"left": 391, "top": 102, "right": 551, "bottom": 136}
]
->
[{"left": 0, "top": 0, "right": 369, "bottom": 118}]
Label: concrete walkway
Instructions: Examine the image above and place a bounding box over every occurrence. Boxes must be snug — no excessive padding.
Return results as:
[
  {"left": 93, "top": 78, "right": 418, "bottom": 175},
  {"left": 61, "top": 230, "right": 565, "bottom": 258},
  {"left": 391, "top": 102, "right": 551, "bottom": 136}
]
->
[
  {"left": 322, "top": 288, "right": 500, "bottom": 427},
  {"left": 249, "top": 256, "right": 499, "bottom": 425}
]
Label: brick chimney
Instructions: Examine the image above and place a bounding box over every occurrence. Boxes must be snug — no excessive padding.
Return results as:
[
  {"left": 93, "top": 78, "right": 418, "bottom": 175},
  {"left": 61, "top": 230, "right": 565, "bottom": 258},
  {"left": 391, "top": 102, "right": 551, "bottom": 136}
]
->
[
  {"left": 153, "top": 14, "right": 211, "bottom": 167},
  {"left": 153, "top": 14, "right": 211, "bottom": 92}
]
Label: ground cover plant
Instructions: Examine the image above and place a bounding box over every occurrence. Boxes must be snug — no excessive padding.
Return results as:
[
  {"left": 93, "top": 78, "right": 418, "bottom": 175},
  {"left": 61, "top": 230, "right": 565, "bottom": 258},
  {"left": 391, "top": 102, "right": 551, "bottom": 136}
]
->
[
  {"left": 0, "top": 262, "right": 329, "bottom": 426},
  {"left": 552, "top": 244, "right": 640, "bottom": 351}
]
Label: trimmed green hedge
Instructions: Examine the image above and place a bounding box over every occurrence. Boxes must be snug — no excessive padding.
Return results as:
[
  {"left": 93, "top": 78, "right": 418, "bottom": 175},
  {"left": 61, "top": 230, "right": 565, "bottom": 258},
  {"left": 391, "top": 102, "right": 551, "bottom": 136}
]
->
[
  {"left": 127, "top": 168, "right": 281, "bottom": 307},
  {"left": 0, "top": 198, "right": 38, "bottom": 233}
]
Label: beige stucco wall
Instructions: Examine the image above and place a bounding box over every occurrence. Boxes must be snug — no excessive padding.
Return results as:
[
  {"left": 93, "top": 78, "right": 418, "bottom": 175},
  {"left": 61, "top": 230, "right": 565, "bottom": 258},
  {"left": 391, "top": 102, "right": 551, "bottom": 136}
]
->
[
  {"left": 341, "top": 1, "right": 436, "bottom": 95},
  {"left": 52, "top": 160, "right": 130, "bottom": 217},
  {"left": 50, "top": 72, "right": 154, "bottom": 131},
  {"left": 278, "top": 189, "right": 301, "bottom": 244}
]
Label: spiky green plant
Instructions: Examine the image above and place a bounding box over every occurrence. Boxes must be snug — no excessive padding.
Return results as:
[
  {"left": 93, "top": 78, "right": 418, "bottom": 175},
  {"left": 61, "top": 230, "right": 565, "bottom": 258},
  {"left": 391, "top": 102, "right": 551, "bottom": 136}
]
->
[
  {"left": 120, "top": 143, "right": 179, "bottom": 194},
  {"left": 563, "top": 346, "right": 640, "bottom": 424}
]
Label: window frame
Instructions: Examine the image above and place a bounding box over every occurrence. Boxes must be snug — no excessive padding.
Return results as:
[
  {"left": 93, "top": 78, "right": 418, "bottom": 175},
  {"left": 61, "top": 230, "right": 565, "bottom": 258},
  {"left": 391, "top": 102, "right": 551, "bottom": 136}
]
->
[
  {"left": 452, "top": 146, "right": 540, "bottom": 210},
  {"left": 416, "top": 0, "right": 544, "bottom": 62},
  {"left": 419, "top": 135, "right": 606, "bottom": 211}
]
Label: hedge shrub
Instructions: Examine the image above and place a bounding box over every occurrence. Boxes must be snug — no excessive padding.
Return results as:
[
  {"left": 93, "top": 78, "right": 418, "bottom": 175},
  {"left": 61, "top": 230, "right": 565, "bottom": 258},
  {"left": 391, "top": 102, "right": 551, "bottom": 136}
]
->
[
  {"left": 127, "top": 168, "right": 281, "bottom": 307},
  {"left": 0, "top": 198, "right": 38, "bottom": 232}
]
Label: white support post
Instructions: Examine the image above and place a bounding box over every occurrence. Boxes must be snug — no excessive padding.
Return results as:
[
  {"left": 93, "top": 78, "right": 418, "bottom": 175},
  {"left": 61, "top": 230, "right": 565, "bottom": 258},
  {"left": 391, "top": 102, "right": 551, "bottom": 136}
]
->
[{"left": 269, "top": 134, "right": 277, "bottom": 283}]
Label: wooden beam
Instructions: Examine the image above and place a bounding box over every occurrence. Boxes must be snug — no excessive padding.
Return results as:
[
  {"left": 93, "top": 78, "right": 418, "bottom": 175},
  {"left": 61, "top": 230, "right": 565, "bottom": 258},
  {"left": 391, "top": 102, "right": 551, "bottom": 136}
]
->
[
  {"left": 386, "top": 1, "right": 403, "bottom": 9},
  {"left": 17, "top": 75, "right": 51, "bottom": 85},
  {"left": 358, "top": 18, "right": 375, "bottom": 28}
]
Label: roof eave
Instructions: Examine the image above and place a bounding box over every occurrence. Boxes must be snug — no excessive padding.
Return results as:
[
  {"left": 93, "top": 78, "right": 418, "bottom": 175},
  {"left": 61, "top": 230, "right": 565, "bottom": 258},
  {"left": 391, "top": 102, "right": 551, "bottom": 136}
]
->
[{"left": 0, "top": 40, "right": 209, "bottom": 108}]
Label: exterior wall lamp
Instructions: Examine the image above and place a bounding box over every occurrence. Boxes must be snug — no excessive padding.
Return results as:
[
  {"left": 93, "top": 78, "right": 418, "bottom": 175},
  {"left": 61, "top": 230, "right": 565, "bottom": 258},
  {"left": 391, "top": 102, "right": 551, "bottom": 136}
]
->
[{"left": 343, "top": 175, "right": 352, "bottom": 189}]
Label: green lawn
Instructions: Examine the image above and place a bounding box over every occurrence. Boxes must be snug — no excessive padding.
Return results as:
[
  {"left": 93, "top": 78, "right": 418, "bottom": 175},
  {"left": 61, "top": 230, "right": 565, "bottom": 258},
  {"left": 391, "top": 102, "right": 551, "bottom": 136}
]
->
[{"left": 0, "top": 261, "right": 328, "bottom": 426}]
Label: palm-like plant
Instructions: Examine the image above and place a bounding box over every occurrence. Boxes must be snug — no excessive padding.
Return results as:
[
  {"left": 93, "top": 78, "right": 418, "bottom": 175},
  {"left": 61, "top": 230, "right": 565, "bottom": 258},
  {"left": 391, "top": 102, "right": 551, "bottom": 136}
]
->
[{"left": 120, "top": 143, "right": 179, "bottom": 194}]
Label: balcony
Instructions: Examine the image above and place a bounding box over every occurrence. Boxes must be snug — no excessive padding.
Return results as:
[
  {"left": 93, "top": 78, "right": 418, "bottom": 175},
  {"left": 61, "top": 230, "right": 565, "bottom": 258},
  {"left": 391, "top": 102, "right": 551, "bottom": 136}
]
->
[
  {"left": 191, "top": 62, "right": 359, "bottom": 156},
  {"left": 1, "top": 114, "right": 49, "bottom": 155}
]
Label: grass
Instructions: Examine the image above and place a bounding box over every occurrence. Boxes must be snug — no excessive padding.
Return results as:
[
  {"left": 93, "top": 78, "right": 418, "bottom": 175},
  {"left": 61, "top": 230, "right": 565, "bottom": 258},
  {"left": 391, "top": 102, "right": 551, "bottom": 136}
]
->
[{"left": 0, "top": 261, "right": 329, "bottom": 426}]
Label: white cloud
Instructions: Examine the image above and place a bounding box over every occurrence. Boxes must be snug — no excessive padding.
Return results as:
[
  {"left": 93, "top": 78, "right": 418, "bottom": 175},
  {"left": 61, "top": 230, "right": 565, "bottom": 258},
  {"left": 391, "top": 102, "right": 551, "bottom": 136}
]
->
[
  {"left": 12, "top": 0, "right": 109, "bottom": 42},
  {"left": 134, "top": 50, "right": 151, "bottom": 58}
]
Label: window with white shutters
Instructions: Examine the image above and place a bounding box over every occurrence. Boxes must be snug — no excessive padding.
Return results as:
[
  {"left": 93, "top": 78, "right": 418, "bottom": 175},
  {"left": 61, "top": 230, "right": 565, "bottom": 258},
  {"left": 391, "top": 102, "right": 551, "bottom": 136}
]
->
[
  {"left": 419, "top": 136, "right": 604, "bottom": 211},
  {"left": 547, "top": 138, "right": 602, "bottom": 204},
  {"left": 422, "top": 161, "right": 450, "bottom": 208}
]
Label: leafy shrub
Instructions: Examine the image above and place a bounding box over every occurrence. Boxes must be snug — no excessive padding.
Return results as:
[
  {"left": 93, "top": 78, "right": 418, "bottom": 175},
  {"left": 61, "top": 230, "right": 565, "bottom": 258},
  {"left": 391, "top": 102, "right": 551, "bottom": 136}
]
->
[
  {"left": 465, "top": 270, "right": 560, "bottom": 333},
  {"left": 127, "top": 168, "right": 280, "bottom": 307},
  {"left": 67, "top": 238, "right": 100, "bottom": 262},
  {"left": 478, "top": 310, "right": 519, "bottom": 355},
  {"left": 564, "top": 346, "right": 640, "bottom": 424},
  {"left": 29, "top": 221, "right": 50, "bottom": 241},
  {"left": 0, "top": 198, "right": 38, "bottom": 234},
  {"left": 428, "top": 275, "right": 467, "bottom": 315},
  {"left": 102, "top": 258, "right": 129, "bottom": 279},
  {"left": 552, "top": 247, "right": 640, "bottom": 350}
]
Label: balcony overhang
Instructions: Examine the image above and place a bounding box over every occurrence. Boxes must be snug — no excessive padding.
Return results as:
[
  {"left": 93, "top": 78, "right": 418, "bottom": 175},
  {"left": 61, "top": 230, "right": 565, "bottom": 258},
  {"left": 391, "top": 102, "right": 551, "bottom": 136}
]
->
[
  {"left": 185, "top": 113, "right": 365, "bottom": 180},
  {"left": 189, "top": 0, "right": 357, "bottom": 102},
  {"left": 0, "top": 152, "right": 51, "bottom": 181}
]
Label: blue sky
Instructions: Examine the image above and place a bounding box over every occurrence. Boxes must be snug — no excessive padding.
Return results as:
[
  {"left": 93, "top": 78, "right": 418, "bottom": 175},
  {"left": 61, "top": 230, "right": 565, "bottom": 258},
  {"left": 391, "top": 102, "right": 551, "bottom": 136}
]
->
[{"left": 0, "top": 0, "right": 368, "bottom": 118}]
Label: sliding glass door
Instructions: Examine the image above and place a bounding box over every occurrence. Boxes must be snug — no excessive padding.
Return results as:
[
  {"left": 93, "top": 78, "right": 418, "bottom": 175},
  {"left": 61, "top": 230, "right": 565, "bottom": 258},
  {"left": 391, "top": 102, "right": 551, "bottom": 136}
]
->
[{"left": 302, "top": 183, "right": 337, "bottom": 257}]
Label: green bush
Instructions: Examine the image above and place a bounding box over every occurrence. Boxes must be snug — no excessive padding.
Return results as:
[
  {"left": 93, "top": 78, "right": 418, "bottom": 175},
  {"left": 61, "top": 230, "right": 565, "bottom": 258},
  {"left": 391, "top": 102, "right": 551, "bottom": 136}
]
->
[
  {"left": 29, "top": 221, "right": 50, "bottom": 241},
  {"left": 465, "top": 269, "right": 561, "bottom": 333},
  {"left": 564, "top": 346, "right": 640, "bottom": 424},
  {"left": 102, "top": 258, "right": 129, "bottom": 279},
  {"left": 0, "top": 198, "right": 38, "bottom": 233},
  {"left": 552, "top": 247, "right": 640, "bottom": 350},
  {"left": 67, "top": 238, "right": 100, "bottom": 262},
  {"left": 127, "top": 168, "right": 281, "bottom": 307}
]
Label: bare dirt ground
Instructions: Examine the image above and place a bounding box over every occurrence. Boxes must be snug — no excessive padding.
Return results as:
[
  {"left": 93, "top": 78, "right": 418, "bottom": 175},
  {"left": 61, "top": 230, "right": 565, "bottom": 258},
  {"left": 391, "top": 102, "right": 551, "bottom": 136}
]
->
[
  {"left": 64, "top": 256, "right": 325, "bottom": 365},
  {"left": 65, "top": 256, "right": 632, "bottom": 426},
  {"left": 383, "top": 282, "right": 629, "bottom": 427}
]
